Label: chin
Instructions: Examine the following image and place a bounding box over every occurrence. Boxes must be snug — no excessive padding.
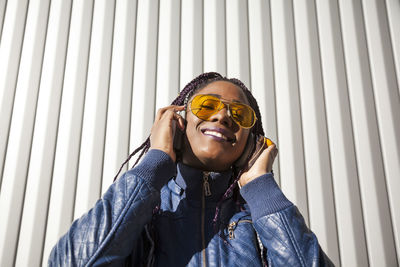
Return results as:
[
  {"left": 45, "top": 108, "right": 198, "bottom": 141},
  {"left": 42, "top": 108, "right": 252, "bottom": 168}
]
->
[
  {"left": 181, "top": 150, "right": 233, "bottom": 171},
  {"left": 198, "top": 158, "right": 231, "bottom": 171},
  {"left": 198, "top": 151, "right": 237, "bottom": 170},
  {"left": 181, "top": 137, "right": 239, "bottom": 171}
]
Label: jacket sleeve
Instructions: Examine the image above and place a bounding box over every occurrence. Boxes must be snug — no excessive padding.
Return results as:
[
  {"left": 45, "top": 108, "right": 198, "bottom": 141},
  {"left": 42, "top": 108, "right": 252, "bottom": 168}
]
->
[
  {"left": 240, "top": 173, "right": 334, "bottom": 267},
  {"left": 48, "top": 149, "right": 176, "bottom": 267}
]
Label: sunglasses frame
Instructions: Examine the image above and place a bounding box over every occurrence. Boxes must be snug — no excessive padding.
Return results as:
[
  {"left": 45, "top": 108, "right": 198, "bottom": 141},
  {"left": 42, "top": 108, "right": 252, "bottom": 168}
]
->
[{"left": 187, "top": 94, "right": 257, "bottom": 129}]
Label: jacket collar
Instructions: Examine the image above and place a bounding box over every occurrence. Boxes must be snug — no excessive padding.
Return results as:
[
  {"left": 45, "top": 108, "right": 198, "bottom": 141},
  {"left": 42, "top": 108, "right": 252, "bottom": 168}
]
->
[{"left": 174, "top": 162, "right": 233, "bottom": 202}]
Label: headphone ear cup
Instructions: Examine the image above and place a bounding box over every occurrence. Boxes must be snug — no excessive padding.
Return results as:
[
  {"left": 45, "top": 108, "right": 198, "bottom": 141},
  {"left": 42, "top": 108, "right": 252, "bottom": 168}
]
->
[
  {"left": 234, "top": 134, "right": 271, "bottom": 172},
  {"left": 246, "top": 136, "right": 270, "bottom": 169},
  {"left": 234, "top": 132, "right": 256, "bottom": 170},
  {"left": 173, "top": 128, "right": 183, "bottom": 152},
  {"left": 174, "top": 110, "right": 187, "bottom": 153}
]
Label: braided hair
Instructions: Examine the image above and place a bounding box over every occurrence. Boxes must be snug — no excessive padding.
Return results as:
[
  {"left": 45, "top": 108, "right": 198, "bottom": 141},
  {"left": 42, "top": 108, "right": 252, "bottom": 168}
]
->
[{"left": 114, "top": 72, "right": 265, "bottom": 233}]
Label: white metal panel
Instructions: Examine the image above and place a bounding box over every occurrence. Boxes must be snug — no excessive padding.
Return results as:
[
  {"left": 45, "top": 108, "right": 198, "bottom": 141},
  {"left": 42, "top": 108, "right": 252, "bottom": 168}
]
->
[
  {"left": 316, "top": 0, "right": 369, "bottom": 265},
  {"left": 270, "top": 0, "right": 309, "bottom": 224},
  {"left": 362, "top": 0, "right": 400, "bottom": 262},
  {"left": 226, "top": 0, "right": 250, "bottom": 86},
  {"left": 101, "top": 0, "right": 137, "bottom": 194},
  {"left": 155, "top": 0, "right": 180, "bottom": 111},
  {"left": 339, "top": 0, "right": 398, "bottom": 265},
  {"left": 15, "top": 0, "right": 71, "bottom": 265},
  {"left": 129, "top": 0, "right": 159, "bottom": 166},
  {"left": 385, "top": 0, "right": 400, "bottom": 96},
  {"left": 0, "top": 0, "right": 6, "bottom": 42},
  {"left": 0, "top": 0, "right": 28, "bottom": 187},
  {"left": 0, "top": 0, "right": 50, "bottom": 265},
  {"left": 293, "top": 0, "right": 340, "bottom": 264},
  {"left": 203, "top": 0, "right": 226, "bottom": 75},
  {"left": 74, "top": 0, "right": 115, "bottom": 219},
  {"left": 0, "top": 0, "right": 398, "bottom": 265},
  {"left": 42, "top": 0, "right": 94, "bottom": 263},
  {"left": 247, "top": 0, "right": 280, "bottom": 184},
  {"left": 180, "top": 0, "right": 203, "bottom": 89}
]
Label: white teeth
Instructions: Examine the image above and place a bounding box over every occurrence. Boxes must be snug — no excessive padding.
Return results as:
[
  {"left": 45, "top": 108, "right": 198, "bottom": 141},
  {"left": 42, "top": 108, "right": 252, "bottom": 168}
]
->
[{"left": 204, "top": 130, "right": 228, "bottom": 140}]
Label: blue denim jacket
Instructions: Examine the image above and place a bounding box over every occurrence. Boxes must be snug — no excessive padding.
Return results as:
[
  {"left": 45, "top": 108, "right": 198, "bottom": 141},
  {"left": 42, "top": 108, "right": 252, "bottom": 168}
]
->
[{"left": 48, "top": 149, "right": 333, "bottom": 266}]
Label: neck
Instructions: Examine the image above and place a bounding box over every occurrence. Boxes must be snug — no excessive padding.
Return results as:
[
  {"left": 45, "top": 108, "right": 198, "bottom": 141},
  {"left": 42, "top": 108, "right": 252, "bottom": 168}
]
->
[{"left": 175, "top": 162, "right": 233, "bottom": 202}]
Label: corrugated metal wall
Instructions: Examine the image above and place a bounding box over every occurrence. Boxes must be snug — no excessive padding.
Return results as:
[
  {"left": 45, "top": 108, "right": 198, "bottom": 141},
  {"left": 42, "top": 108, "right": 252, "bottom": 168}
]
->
[{"left": 0, "top": 0, "right": 399, "bottom": 266}]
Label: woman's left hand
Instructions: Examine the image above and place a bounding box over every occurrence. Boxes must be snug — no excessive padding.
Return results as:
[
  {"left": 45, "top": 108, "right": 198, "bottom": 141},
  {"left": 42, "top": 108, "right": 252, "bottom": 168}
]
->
[{"left": 238, "top": 141, "right": 278, "bottom": 187}]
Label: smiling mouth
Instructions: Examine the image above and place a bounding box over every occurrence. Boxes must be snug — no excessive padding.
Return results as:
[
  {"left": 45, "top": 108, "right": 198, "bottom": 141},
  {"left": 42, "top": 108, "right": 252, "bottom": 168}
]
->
[{"left": 202, "top": 129, "right": 236, "bottom": 143}]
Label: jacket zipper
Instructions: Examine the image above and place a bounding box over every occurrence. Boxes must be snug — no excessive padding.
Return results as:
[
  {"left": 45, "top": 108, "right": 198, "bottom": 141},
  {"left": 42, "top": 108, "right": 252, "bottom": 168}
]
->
[
  {"left": 203, "top": 173, "right": 211, "bottom": 197},
  {"left": 201, "top": 172, "right": 210, "bottom": 267},
  {"left": 227, "top": 219, "right": 253, "bottom": 240}
]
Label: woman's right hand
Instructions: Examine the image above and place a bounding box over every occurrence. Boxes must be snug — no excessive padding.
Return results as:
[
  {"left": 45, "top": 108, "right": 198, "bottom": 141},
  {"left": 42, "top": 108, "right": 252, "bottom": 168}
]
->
[{"left": 150, "top": 105, "right": 185, "bottom": 162}]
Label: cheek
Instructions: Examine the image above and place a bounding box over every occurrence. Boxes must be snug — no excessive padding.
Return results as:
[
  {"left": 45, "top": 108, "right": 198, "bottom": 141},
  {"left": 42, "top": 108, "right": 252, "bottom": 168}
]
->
[
  {"left": 182, "top": 117, "right": 202, "bottom": 151},
  {"left": 184, "top": 116, "right": 199, "bottom": 139}
]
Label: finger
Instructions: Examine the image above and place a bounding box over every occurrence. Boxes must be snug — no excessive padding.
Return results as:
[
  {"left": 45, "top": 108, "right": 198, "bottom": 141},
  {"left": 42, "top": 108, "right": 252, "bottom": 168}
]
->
[
  {"left": 171, "top": 112, "right": 186, "bottom": 132},
  {"left": 269, "top": 147, "right": 278, "bottom": 163},
  {"left": 161, "top": 109, "right": 182, "bottom": 121},
  {"left": 256, "top": 143, "right": 276, "bottom": 164},
  {"left": 273, "top": 147, "right": 278, "bottom": 157},
  {"left": 269, "top": 145, "right": 278, "bottom": 158},
  {"left": 155, "top": 105, "right": 179, "bottom": 121},
  {"left": 155, "top": 105, "right": 185, "bottom": 121},
  {"left": 265, "top": 142, "right": 276, "bottom": 153},
  {"left": 265, "top": 139, "right": 278, "bottom": 154},
  {"left": 158, "top": 109, "right": 186, "bottom": 133}
]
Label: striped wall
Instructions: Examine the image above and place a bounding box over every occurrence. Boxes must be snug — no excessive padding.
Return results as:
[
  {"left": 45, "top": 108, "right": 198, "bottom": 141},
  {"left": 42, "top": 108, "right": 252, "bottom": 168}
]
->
[{"left": 0, "top": 0, "right": 399, "bottom": 266}]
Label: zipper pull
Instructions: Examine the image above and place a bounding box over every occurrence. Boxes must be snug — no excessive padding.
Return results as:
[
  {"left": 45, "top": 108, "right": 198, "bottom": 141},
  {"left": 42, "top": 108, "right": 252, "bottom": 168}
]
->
[
  {"left": 228, "top": 222, "right": 236, "bottom": 239},
  {"left": 203, "top": 172, "right": 212, "bottom": 196}
]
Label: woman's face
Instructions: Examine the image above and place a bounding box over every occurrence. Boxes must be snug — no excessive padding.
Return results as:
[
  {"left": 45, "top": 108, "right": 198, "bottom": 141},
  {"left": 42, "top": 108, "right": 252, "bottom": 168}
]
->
[{"left": 181, "top": 80, "right": 251, "bottom": 171}]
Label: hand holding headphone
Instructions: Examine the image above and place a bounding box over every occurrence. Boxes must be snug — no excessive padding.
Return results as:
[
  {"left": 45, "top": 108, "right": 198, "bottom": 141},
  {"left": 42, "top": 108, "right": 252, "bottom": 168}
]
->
[{"left": 237, "top": 135, "right": 278, "bottom": 187}]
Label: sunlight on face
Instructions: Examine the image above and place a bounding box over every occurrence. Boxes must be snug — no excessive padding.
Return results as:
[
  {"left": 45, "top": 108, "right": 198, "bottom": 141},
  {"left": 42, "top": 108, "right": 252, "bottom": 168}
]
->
[{"left": 181, "top": 81, "right": 251, "bottom": 171}]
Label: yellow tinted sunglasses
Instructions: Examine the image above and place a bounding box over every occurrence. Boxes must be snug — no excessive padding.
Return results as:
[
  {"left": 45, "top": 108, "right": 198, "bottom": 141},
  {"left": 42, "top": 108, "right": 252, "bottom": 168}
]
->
[{"left": 189, "top": 94, "right": 257, "bottom": 128}]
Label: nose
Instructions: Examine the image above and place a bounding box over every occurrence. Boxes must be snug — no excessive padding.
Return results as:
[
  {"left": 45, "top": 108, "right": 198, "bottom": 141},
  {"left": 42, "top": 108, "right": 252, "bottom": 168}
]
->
[{"left": 209, "top": 104, "right": 234, "bottom": 128}]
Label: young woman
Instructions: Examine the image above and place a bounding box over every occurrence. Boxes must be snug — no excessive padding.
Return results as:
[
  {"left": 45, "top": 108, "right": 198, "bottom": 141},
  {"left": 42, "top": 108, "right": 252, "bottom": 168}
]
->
[{"left": 49, "top": 72, "right": 333, "bottom": 266}]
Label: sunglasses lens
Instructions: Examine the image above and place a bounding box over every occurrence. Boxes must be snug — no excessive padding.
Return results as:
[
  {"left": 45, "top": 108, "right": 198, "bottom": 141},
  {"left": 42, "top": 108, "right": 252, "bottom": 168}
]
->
[
  {"left": 229, "top": 103, "right": 256, "bottom": 128},
  {"left": 190, "top": 94, "right": 256, "bottom": 128},
  {"left": 191, "top": 95, "right": 221, "bottom": 120}
]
